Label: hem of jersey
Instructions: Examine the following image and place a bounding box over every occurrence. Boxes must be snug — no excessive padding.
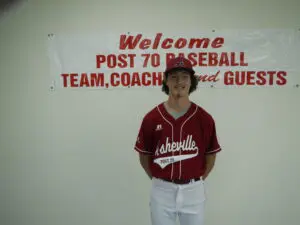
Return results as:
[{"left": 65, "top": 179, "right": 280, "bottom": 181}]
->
[
  {"left": 205, "top": 147, "right": 222, "bottom": 154},
  {"left": 134, "top": 146, "right": 153, "bottom": 155}
]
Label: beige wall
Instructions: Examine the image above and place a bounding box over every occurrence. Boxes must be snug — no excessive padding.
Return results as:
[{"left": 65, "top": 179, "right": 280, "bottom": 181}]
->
[{"left": 0, "top": 1, "right": 300, "bottom": 225}]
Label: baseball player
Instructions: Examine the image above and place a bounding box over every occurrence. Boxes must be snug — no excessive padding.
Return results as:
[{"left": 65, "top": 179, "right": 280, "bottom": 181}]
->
[{"left": 134, "top": 56, "right": 222, "bottom": 225}]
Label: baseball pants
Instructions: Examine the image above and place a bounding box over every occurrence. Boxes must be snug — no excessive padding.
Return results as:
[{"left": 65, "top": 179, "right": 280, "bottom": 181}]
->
[{"left": 149, "top": 177, "right": 206, "bottom": 225}]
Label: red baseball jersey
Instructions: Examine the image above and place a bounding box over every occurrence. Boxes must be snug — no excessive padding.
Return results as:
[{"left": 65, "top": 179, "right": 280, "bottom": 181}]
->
[{"left": 134, "top": 102, "right": 222, "bottom": 180}]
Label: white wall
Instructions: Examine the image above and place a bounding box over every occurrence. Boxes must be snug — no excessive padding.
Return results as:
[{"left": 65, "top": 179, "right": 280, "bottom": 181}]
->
[{"left": 1, "top": 1, "right": 300, "bottom": 225}]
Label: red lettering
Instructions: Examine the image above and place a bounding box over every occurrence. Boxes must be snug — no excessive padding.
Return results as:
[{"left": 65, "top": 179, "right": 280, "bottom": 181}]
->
[
  {"left": 218, "top": 52, "right": 229, "bottom": 66},
  {"left": 190, "top": 52, "right": 249, "bottom": 67},
  {"left": 80, "top": 73, "right": 89, "bottom": 87},
  {"left": 128, "top": 54, "right": 136, "bottom": 68},
  {"left": 199, "top": 53, "right": 207, "bottom": 66},
  {"left": 224, "top": 70, "right": 287, "bottom": 86},
  {"left": 96, "top": 55, "right": 105, "bottom": 68},
  {"left": 61, "top": 73, "right": 105, "bottom": 88},
  {"left": 153, "top": 33, "right": 162, "bottom": 49},
  {"left": 188, "top": 38, "right": 210, "bottom": 48},
  {"left": 199, "top": 75, "right": 209, "bottom": 82},
  {"left": 107, "top": 54, "right": 117, "bottom": 68},
  {"left": 70, "top": 73, "right": 78, "bottom": 87},
  {"left": 142, "top": 54, "right": 150, "bottom": 67},
  {"left": 111, "top": 73, "right": 120, "bottom": 87},
  {"left": 151, "top": 54, "right": 160, "bottom": 67},
  {"left": 61, "top": 74, "right": 69, "bottom": 87},
  {"left": 121, "top": 73, "right": 130, "bottom": 86},
  {"left": 110, "top": 72, "right": 163, "bottom": 87},
  {"left": 118, "top": 54, "right": 127, "bottom": 68},
  {"left": 246, "top": 71, "right": 256, "bottom": 85},
  {"left": 142, "top": 72, "right": 152, "bottom": 86},
  {"left": 240, "top": 52, "right": 248, "bottom": 66},
  {"left": 208, "top": 70, "right": 220, "bottom": 82},
  {"left": 187, "top": 53, "right": 198, "bottom": 66},
  {"left": 161, "top": 38, "right": 173, "bottom": 49},
  {"left": 139, "top": 39, "right": 151, "bottom": 49},
  {"left": 152, "top": 72, "right": 163, "bottom": 85},
  {"left": 211, "top": 37, "right": 224, "bottom": 48},
  {"left": 119, "top": 34, "right": 142, "bottom": 50},
  {"left": 119, "top": 33, "right": 225, "bottom": 50},
  {"left": 96, "top": 54, "right": 136, "bottom": 69},
  {"left": 276, "top": 71, "right": 287, "bottom": 85},
  {"left": 208, "top": 52, "right": 219, "bottom": 66},
  {"left": 90, "top": 73, "right": 104, "bottom": 87},
  {"left": 267, "top": 71, "right": 276, "bottom": 85},
  {"left": 131, "top": 72, "right": 141, "bottom": 86},
  {"left": 224, "top": 71, "right": 234, "bottom": 85},
  {"left": 235, "top": 71, "right": 245, "bottom": 85},
  {"left": 256, "top": 71, "right": 266, "bottom": 85},
  {"left": 175, "top": 38, "right": 187, "bottom": 49},
  {"left": 230, "top": 53, "right": 239, "bottom": 66},
  {"left": 197, "top": 71, "right": 220, "bottom": 83}
]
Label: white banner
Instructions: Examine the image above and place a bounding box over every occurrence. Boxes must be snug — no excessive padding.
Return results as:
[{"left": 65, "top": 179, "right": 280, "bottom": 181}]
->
[{"left": 47, "top": 29, "right": 300, "bottom": 90}]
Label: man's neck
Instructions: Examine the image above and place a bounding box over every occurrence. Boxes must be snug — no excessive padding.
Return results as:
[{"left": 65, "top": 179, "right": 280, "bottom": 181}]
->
[{"left": 166, "top": 95, "right": 191, "bottom": 113}]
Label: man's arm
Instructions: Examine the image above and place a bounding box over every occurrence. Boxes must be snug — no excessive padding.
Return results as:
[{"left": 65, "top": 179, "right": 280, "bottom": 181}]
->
[
  {"left": 203, "top": 153, "right": 216, "bottom": 180},
  {"left": 139, "top": 153, "right": 152, "bottom": 179}
]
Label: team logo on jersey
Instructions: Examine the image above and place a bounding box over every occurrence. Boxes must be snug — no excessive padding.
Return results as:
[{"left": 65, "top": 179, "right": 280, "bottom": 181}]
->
[
  {"left": 154, "top": 135, "right": 199, "bottom": 169},
  {"left": 155, "top": 124, "right": 163, "bottom": 131}
]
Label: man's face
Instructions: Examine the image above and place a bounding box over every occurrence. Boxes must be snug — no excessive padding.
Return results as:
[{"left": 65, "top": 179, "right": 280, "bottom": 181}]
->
[{"left": 166, "top": 70, "right": 191, "bottom": 98}]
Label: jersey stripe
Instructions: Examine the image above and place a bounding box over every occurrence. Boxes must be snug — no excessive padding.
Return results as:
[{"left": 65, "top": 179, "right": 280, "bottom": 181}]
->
[
  {"left": 205, "top": 147, "right": 221, "bottom": 154},
  {"left": 179, "top": 106, "right": 199, "bottom": 179},
  {"left": 156, "top": 105, "right": 174, "bottom": 180},
  {"left": 135, "top": 146, "right": 153, "bottom": 154}
]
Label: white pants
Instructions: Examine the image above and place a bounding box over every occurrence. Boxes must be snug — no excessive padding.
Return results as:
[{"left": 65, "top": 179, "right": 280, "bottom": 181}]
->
[{"left": 150, "top": 177, "right": 206, "bottom": 225}]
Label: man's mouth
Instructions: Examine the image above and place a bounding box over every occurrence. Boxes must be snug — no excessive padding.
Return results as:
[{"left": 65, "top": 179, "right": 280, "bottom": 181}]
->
[{"left": 175, "top": 85, "right": 185, "bottom": 89}]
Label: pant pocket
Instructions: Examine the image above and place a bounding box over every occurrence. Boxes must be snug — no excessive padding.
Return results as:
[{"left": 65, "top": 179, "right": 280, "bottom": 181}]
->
[{"left": 150, "top": 185, "right": 177, "bottom": 207}]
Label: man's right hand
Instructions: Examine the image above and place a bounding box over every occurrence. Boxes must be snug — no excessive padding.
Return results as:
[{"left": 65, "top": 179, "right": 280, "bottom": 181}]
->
[{"left": 139, "top": 153, "right": 152, "bottom": 179}]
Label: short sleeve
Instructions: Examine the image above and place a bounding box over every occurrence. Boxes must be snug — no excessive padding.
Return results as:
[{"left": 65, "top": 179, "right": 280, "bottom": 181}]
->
[
  {"left": 205, "top": 118, "right": 222, "bottom": 155},
  {"left": 134, "top": 116, "right": 153, "bottom": 155}
]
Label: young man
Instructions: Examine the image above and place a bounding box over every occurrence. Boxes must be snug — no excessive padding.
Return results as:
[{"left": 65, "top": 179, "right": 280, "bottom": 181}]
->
[{"left": 134, "top": 56, "right": 222, "bottom": 225}]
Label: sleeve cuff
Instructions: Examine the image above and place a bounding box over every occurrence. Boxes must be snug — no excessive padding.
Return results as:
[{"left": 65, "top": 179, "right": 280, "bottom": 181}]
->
[
  {"left": 134, "top": 146, "right": 153, "bottom": 155},
  {"left": 205, "top": 147, "right": 221, "bottom": 155}
]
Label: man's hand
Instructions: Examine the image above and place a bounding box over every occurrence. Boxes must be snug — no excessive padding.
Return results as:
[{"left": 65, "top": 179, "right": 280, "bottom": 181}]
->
[
  {"left": 203, "top": 153, "right": 217, "bottom": 180},
  {"left": 139, "top": 153, "right": 152, "bottom": 179}
]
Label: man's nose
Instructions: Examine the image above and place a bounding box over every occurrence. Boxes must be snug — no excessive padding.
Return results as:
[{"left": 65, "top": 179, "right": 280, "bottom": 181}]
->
[{"left": 176, "top": 76, "right": 184, "bottom": 82}]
